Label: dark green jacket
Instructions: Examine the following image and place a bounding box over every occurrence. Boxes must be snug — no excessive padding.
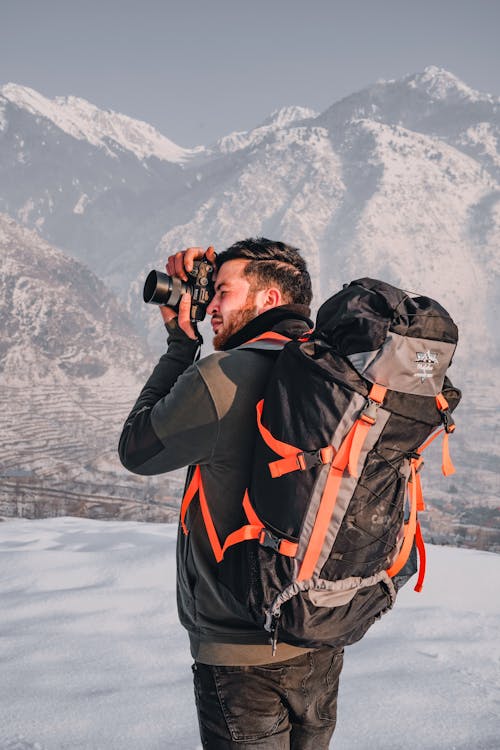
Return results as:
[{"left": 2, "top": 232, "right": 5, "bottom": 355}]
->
[{"left": 119, "top": 305, "right": 313, "bottom": 664}]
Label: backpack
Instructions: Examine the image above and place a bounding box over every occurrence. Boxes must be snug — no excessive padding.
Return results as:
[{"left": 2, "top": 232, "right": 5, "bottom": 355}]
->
[{"left": 181, "top": 278, "right": 461, "bottom": 654}]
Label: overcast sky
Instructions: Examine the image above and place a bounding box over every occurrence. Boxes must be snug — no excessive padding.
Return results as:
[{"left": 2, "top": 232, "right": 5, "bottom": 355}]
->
[{"left": 1, "top": 0, "right": 499, "bottom": 147}]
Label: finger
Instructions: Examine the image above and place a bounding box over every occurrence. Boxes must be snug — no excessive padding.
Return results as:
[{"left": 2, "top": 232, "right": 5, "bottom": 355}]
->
[
  {"left": 184, "top": 246, "right": 206, "bottom": 273},
  {"left": 205, "top": 246, "right": 216, "bottom": 264},
  {"left": 174, "top": 251, "right": 188, "bottom": 281},
  {"left": 159, "top": 305, "right": 177, "bottom": 324},
  {"left": 166, "top": 257, "right": 175, "bottom": 275},
  {"left": 178, "top": 292, "right": 197, "bottom": 339}
]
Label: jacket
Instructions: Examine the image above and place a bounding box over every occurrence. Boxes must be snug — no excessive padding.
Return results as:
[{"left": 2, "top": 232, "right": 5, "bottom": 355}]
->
[{"left": 119, "top": 304, "right": 314, "bottom": 665}]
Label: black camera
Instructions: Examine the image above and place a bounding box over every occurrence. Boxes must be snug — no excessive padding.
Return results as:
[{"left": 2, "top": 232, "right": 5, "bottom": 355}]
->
[{"left": 143, "top": 258, "right": 215, "bottom": 322}]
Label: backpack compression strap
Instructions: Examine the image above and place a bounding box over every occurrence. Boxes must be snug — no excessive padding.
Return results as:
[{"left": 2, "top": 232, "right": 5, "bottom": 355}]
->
[
  {"left": 386, "top": 392, "right": 456, "bottom": 591},
  {"left": 180, "top": 465, "right": 224, "bottom": 562},
  {"left": 180, "top": 468, "right": 288, "bottom": 562},
  {"left": 296, "top": 384, "right": 387, "bottom": 580},
  {"left": 179, "top": 331, "right": 296, "bottom": 563},
  {"left": 258, "top": 383, "right": 387, "bottom": 480},
  {"left": 220, "top": 491, "right": 299, "bottom": 558},
  {"left": 253, "top": 383, "right": 387, "bottom": 579}
]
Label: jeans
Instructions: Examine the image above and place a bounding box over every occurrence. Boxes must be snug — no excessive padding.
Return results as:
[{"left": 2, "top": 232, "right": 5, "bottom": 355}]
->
[{"left": 192, "top": 646, "right": 344, "bottom": 749}]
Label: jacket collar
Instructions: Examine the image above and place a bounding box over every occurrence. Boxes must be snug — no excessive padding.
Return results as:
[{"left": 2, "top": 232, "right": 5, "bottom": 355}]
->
[{"left": 220, "top": 304, "right": 313, "bottom": 351}]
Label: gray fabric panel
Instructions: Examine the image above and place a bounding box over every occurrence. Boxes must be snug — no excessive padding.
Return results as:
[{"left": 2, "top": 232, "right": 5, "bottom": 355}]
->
[
  {"left": 238, "top": 341, "right": 287, "bottom": 351},
  {"left": 265, "top": 570, "right": 397, "bottom": 628},
  {"left": 296, "top": 392, "right": 367, "bottom": 561},
  {"left": 347, "top": 331, "right": 457, "bottom": 396},
  {"left": 312, "top": 408, "right": 390, "bottom": 576}
]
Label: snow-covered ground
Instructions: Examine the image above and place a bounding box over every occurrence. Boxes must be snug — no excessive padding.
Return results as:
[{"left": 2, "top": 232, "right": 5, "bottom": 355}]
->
[{"left": 0, "top": 517, "right": 499, "bottom": 750}]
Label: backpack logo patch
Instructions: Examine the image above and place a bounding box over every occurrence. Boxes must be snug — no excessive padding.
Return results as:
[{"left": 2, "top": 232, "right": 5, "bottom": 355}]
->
[{"left": 415, "top": 350, "right": 439, "bottom": 381}]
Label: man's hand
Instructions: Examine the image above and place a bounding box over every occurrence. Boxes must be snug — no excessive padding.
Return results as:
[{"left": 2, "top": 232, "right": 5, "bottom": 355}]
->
[{"left": 160, "top": 246, "right": 216, "bottom": 340}]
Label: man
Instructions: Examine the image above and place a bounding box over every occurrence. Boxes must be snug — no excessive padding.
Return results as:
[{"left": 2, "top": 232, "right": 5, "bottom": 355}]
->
[{"left": 119, "top": 238, "right": 344, "bottom": 749}]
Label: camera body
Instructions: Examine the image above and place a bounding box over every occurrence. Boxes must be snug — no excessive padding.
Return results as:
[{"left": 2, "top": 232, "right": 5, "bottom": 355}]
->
[{"left": 143, "top": 258, "right": 215, "bottom": 322}]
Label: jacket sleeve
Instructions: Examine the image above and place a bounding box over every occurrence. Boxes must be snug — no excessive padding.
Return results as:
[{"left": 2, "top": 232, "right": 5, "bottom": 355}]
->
[{"left": 118, "top": 321, "right": 219, "bottom": 475}]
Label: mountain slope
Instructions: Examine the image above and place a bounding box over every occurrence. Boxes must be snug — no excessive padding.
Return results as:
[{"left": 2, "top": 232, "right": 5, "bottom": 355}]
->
[
  {"left": 0, "top": 83, "right": 201, "bottom": 163},
  {"left": 0, "top": 212, "right": 148, "bottom": 381},
  {"left": 318, "top": 66, "right": 500, "bottom": 177},
  {"left": 0, "top": 214, "right": 182, "bottom": 520},
  {"left": 1, "top": 68, "right": 498, "bottom": 538}
]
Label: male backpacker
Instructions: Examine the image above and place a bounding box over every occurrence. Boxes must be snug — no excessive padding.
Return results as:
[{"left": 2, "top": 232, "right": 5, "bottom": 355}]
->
[
  {"left": 204, "top": 277, "right": 462, "bottom": 653},
  {"left": 121, "top": 239, "right": 462, "bottom": 748}
]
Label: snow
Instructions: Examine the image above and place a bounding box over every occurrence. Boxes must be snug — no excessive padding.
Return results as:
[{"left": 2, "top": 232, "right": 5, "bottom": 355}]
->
[
  {"left": 0, "top": 100, "right": 7, "bottom": 133},
  {"left": 72, "top": 193, "right": 90, "bottom": 215},
  {"left": 0, "top": 84, "right": 202, "bottom": 164},
  {"left": 1, "top": 517, "right": 499, "bottom": 750},
  {"left": 407, "top": 66, "right": 498, "bottom": 104},
  {"left": 210, "top": 105, "right": 318, "bottom": 155}
]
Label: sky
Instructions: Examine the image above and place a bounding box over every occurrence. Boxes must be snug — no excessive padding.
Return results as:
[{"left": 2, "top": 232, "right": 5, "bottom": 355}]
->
[{"left": 1, "top": 0, "right": 500, "bottom": 146}]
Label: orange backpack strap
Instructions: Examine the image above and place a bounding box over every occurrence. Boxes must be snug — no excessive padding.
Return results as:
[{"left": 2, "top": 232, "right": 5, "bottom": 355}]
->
[
  {"left": 347, "top": 384, "right": 387, "bottom": 477},
  {"left": 180, "top": 465, "right": 201, "bottom": 535},
  {"left": 387, "top": 459, "right": 419, "bottom": 579},
  {"left": 257, "top": 381, "right": 386, "bottom": 482},
  {"left": 256, "top": 399, "right": 301, "bottom": 459},
  {"left": 386, "top": 391, "right": 458, "bottom": 591},
  {"left": 435, "top": 393, "right": 456, "bottom": 475},
  {"left": 297, "top": 384, "right": 387, "bottom": 581},
  {"left": 413, "top": 521, "right": 427, "bottom": 593},
  {"left": 180, "top": 465, "right": 224, "bottom": 562},
  {"left": 220, "top": 490, "right": 298, "bottom": 559},
  {"left": 244, "top": 332, "right": 292, "bottom": 345},
  {"left": 257, "top": 397, "right": 335, "bottom": 478}
]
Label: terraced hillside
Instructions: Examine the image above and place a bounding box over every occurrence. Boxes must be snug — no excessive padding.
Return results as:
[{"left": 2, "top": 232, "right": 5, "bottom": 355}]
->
[
  {"left": 0, "top": 214, "right": 185, "bottom": 521},
  {"left": 0, "top": 380, "right": 185, "bottom": 521}
]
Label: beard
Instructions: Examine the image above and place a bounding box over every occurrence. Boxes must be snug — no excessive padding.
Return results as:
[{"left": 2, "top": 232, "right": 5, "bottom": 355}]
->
[{"left": 212, "top": 296, "right": 260, "bottom": 351}]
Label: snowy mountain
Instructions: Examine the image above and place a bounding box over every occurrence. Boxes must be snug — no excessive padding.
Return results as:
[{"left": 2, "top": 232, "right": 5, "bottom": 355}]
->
[
  {"left": 0, "top": 84, "right": 201, "bottom": 289},
  {"left": 2, "top": 69, "right": 498, "bottom": 335},
  {"left": 0, "top": 83, "right": 201, "bottom": 163},
  {"left": 207, "top": 105, "right": 318, "bottom": 155},
  {"left": 146, "top": 70, "right": 499, "bottom": 380},
  {"left": 0, "top": 212, "right": 148, "bottom": 381},
  {"left": 1, "top": 68, "right": 498, "bottom": 538},
  {"left": 0, "top": 214, "right": 183, "bottom": 520}
]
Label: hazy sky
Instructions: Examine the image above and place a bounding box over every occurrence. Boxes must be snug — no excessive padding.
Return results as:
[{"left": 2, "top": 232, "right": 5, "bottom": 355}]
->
[{"left": 1, "top": 0, "right": 499, "bottom": 147}]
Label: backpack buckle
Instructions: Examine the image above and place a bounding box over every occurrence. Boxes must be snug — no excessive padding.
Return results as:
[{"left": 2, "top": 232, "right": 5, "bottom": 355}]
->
[
  {"left": 259, "top": 528, "right": 283, "bottom": 552},
  {"left": 441, "top": 409, "right": 456, "bottom": 434},
  {"left": 360, "top": 399, "right": 380, "bottom": 424},
  {"left": 408, "top": 451, "right": 424, "bottom": 472},
  {"left": 297, "top": 446, "right": 334, "bottom": 471}
]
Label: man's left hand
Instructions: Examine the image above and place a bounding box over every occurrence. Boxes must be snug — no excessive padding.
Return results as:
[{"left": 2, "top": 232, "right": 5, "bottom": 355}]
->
[{"left": 160, "top": 292, "right": 198, "bottom": 340}]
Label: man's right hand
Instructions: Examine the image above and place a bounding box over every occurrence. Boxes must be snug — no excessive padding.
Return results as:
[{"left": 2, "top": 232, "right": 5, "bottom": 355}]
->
[{"left": 160, "top": 246, "right": 216, "bottom": 339}]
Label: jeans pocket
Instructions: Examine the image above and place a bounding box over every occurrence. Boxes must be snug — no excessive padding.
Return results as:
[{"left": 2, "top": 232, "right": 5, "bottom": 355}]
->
[
  {"left": 315, "top": 648, "right": 344, "bottom": 723},
  {"left": 213, "top": 664, "right": 288, "bottom": 742}
]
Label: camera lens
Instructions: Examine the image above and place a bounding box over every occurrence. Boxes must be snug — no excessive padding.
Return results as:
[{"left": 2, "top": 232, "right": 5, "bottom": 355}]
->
[{"left": 143, "top": 270, "right": 187, "bottom": 308}]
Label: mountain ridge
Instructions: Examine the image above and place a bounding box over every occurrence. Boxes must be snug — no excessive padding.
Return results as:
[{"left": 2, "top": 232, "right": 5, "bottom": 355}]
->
[
  {"left": 0, "top": 82, "right": 201, "bottom": 163},
  {"left": 1, "top": 67, "right": 498, "bottom": 535}
]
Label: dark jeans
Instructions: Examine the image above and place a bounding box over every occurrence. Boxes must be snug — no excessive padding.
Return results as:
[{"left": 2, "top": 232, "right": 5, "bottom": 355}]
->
[{"left": 192, "top": 646, "right": 344, "bottom": 749}]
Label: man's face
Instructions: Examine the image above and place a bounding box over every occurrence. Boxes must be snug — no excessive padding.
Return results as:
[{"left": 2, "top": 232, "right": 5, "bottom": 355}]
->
[{"left": 206, "top": 259, "right": 263, "bottom": 350}]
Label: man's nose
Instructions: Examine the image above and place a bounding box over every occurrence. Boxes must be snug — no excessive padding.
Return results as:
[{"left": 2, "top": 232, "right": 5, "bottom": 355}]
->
[{"left": 207, "top": 295, "right": 218, "bottom": 316}]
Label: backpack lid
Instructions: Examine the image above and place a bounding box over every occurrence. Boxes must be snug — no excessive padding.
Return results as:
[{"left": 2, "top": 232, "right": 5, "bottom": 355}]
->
[
  {"left": 316, "top": 278, "right": 458, "bottom": 351},
  {"left": 314, "top": 278, "right": 458, "bottom": 396}
]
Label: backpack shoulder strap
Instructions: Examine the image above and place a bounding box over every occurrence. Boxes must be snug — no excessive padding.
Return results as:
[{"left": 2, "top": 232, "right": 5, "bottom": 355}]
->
[{"left": 237, "top": 332, "right": 293, "bottom": 351}]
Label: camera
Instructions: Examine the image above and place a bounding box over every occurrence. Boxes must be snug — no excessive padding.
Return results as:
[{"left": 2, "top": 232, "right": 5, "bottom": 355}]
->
[{"left": 143, "top": 257, "right": 215, "bottom": 322}]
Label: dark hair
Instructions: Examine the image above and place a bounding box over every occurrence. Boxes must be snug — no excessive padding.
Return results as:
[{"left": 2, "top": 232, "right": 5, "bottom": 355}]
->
[{"left": 215, "top": 237, "right": 312, "bottom": 306}]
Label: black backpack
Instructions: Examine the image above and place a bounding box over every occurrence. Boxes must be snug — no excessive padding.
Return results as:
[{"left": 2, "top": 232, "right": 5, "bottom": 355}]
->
[{"left": 183, "top": 278, "right": 461, "bottom": 654}]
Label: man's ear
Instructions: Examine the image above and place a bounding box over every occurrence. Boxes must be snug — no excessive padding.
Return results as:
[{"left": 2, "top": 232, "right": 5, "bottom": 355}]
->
[{"left": 255, "top": 287, "right": 283, "bottom": 313}]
